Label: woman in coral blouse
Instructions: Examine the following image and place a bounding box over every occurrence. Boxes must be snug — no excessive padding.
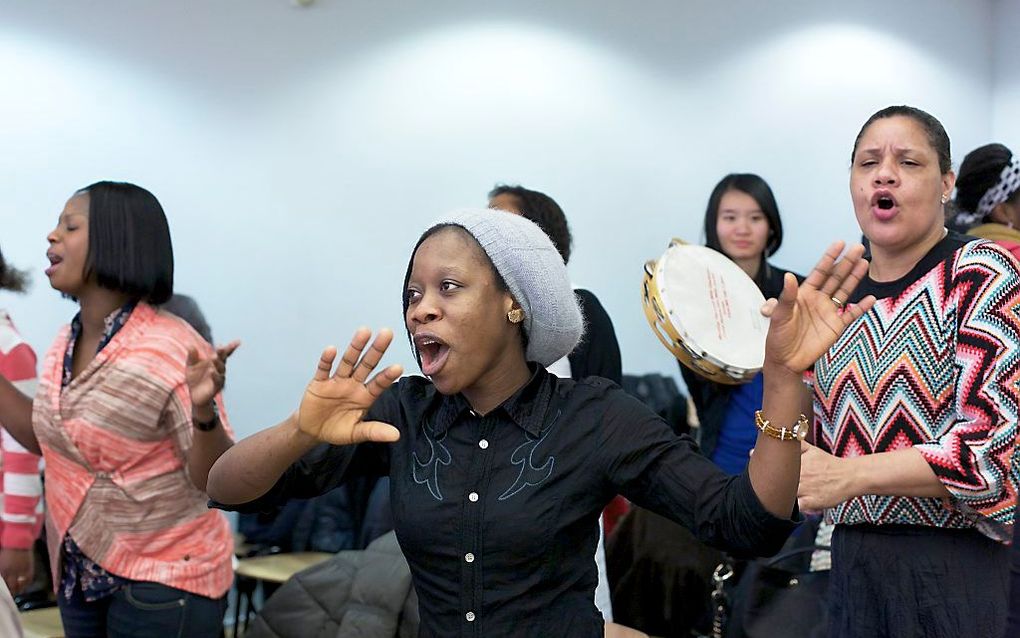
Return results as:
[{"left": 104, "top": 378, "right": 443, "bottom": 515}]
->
[{"left": 0, "top": 182, "right": 237, "bottom": 638}]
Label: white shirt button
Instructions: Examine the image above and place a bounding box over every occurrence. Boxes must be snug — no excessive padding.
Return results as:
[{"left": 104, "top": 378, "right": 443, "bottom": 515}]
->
[
  {"left": 468, "top": 492, "right": 479, "bottom": 502},
  {"left": 478, "top": 439, "right": 489, "bottom": 450},
  {"left": 465, "top": 552, "right": 475, "bottom": 563},
  {"left": 466, "top": 612, "right": 476, "bottom": 622}
]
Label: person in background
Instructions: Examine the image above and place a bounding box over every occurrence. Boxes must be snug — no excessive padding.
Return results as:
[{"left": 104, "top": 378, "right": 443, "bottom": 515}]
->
[
  {"left": 682, "top": 173, "right": 805, "bottom": 474},
  {"left": 0, "top": 182, "right": 237, "bottom": 638},
  {"left": 950, "top": 144, "right": 1020, "bottom": 638},
  {"left": 800, "top": 106, "right": 1020, "bottom": 637},
  {"left": 162, "top": 293, "right": 213, "bottom": 344},
  {"left": 0, "top": 247, "right": 43, "bottom": 599},
  {"left": 488, "top": 185, "right": 622, "bottom": 385},
  {"left": 950, "top": 143, "right": 1020, "bottom": 259},
  {"left": 609, "top": 175, "right": 808, "bottom": 637}
]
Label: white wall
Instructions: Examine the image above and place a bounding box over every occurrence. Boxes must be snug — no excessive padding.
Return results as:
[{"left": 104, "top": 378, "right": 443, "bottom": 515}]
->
[
  {"left": 993, "top": 0, "right": 1020, "bottom": 146},
  {"left": 0, "top": 0, "right": 999, "bottom": 438}
]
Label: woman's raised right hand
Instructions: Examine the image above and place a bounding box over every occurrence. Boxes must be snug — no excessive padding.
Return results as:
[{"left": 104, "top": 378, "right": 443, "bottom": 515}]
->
[{"left": 297, "top": 327, "right": 403, "bottom": 445}]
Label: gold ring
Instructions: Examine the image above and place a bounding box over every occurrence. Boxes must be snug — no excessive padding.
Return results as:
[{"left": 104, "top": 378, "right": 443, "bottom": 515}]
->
[{"left": 831, "top": 296, "right": 845, "bottom": 310}]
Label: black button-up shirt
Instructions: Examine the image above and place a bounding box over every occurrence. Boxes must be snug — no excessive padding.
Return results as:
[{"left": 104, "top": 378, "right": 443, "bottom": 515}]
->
[{"left": 217, "top": 366, "right": 796, "bottom": 637}]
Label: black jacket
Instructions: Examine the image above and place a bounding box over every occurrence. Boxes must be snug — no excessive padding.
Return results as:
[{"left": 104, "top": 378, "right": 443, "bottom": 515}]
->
[
  {"left": 679, "top": 262, "right": 802, "bottom": 460},
  {"left": 569, "top": 289, "right": 622, "bottom": 386},
  {"left": 246, "top": 531, "right": 419, "bottom": 638}
]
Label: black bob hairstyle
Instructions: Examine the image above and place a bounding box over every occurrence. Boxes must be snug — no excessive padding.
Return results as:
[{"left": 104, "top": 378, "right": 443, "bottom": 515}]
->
[{"left": 77, "top": 181, "right": 174, "bottom": 305}]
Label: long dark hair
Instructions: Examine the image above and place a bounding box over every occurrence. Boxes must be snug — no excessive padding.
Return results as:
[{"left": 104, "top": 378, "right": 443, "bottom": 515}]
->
[{"left": 703, "top": 173, "right": 784, "bottom": 290}]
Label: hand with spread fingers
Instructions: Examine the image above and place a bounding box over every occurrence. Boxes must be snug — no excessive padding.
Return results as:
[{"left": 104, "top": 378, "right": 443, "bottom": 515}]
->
[
  {"left": 186, "top": 340, "right": 241, "bottom": 416},
  {"left": 297, "top": 327, "right": 404, "bottom": 445},
  {"left": 762, "top": 241, "right": 876, "bottom": 376}
]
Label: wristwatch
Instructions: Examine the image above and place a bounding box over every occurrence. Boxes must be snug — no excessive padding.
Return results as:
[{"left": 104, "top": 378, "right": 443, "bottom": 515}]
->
[{"left": 193, "top": 404, "right": 220, "bottom": 432}]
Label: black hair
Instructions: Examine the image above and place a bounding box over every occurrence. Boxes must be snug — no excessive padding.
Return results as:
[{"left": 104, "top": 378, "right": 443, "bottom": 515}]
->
[
  {"left": 703, "top": 173, "right": 784, "bottom": 290},
  {"left": 401, "top": 224, "right": 524, "bottom": 366},
  {"left": 488, "top": 184, "right": 572, "bottom": 264},
  {"left": 851, "top": 105, "right": 952, "bottom": 175},
  {"left": 0, "top": 247, "right": 29, "bottom": 293},
  {"left": 954, "top": 143, "right": 1018, "bottom": 221},
  {"left": 78, "top": 181, "right": 174, "bottom": 305}
]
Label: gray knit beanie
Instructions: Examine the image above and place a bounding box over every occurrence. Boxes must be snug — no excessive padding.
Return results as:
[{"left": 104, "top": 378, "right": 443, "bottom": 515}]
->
[{"left": 428, "top": 209, "right": 584, "bottom": 366}]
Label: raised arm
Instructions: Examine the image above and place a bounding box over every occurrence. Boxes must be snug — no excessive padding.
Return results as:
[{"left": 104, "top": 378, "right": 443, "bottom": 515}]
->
[
  {"left": 184, "top": 340, "right": 240, "bottom": 491},
  {"left": 205, "top": 327, "right": 403, "bottom": 506},
  {"left": 605, "top": 243, "right": 874, "bottom": 557},
  {"left": 749, "top": 241, "right": 874, "bottom": 518}
]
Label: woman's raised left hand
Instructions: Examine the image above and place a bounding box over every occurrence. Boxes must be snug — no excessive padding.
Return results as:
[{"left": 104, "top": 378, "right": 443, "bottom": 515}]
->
[
  {"left": 762, "top": 241, "right": 875, "bottom": 376},
  {"left": 186, "top": 340, "right": 240, "bottom": 416}
]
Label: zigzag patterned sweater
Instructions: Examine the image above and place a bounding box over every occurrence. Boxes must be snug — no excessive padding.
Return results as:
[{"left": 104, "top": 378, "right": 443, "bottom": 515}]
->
[{"left": 814, "top": 232, "right": 1020, "bottom": 543}]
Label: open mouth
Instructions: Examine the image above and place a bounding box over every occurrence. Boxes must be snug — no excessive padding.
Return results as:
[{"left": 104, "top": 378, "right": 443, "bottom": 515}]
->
[
  {"left": 414, "top": 333, "right": 451, "bottom": 377},
  {"left": 45, "top": 253, "right": 63, "bottom": 276},
  {"left": 870, "top": 190, "right": 899, "bottom": 219}
]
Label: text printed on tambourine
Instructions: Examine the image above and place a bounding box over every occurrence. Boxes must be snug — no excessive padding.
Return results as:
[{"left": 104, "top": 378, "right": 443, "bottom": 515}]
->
[{"left": 706, "top": 271, "right": 732, "bottom": 340}]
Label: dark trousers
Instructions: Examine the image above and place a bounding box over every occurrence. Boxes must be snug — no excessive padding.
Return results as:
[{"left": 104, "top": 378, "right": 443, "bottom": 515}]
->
[
  {"left": 829, "top": 523, "right": 1009, "bottom": 638},
  {"left": 58, "top": 579, "right": 226, "bottom": 638}
]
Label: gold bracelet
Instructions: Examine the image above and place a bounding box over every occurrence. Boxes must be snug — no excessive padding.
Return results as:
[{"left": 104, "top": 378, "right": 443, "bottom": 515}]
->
[{"left": 754, "top": 410, "right": 808, "bottom": 442}]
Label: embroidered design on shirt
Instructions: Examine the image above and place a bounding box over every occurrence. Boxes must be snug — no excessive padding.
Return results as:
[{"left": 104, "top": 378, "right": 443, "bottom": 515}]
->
[
  {"left": 498, "top": 410, "right": 559, "bottom": 501},
  {"left": 413, "top": 424, "right": 451, "bottom": 501}
]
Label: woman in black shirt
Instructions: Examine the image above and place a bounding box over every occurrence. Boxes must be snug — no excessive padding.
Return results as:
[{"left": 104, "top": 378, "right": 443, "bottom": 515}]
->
[{"left": 204, "top": 209, "right": 873, "bottom": 637}]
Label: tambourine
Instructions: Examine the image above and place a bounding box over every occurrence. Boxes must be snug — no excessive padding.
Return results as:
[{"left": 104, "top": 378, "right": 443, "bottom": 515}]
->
[{"left": 642, "top": 239, "right": 767, "bottom": 385}]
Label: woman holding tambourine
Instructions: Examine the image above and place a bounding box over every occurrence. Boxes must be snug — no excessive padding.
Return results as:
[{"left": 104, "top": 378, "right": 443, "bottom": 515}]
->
[{"left": 678, "top": 173, "right": 806, "bottom": 475}]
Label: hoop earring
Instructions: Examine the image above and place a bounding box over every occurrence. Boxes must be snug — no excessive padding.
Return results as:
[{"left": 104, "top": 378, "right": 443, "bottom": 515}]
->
[{"left": 507, "top": 308, "right": 525, "bottom": 324}]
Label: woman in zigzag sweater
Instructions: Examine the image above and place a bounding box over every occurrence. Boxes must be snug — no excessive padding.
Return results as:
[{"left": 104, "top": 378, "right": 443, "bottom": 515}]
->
[{"left": 798, "top": 106, "right": 1020, "bottom": 638}]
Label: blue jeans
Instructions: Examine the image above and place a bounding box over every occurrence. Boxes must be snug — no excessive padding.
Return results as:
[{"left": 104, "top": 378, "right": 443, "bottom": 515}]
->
[{"left": 58, "top": 579, "right": 226, "bottom": 638}]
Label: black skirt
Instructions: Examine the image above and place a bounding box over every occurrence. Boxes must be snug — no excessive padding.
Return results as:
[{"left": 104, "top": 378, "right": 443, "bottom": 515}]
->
[{"left": 828, "top": 523, "right": 1009, "bottom": 638}]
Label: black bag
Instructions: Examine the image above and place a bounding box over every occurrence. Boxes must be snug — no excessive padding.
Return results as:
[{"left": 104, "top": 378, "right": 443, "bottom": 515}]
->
[
  {"left": 724, "top": 545, "right": 830, "bottom": 638},
  {"left": 703, "top": 514, "right": 830, "bottom": 638}
]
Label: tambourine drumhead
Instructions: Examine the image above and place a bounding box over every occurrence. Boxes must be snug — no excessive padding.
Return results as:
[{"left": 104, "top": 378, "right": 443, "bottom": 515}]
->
[{"left": 642, "top": 240, "right": 768, "bottom": 385}]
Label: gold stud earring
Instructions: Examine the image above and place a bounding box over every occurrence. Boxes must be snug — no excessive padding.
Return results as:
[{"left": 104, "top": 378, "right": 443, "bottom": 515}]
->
[{"left": 507, "top": 308, "right": 524, "bottom": 324}]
